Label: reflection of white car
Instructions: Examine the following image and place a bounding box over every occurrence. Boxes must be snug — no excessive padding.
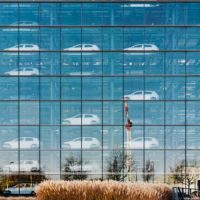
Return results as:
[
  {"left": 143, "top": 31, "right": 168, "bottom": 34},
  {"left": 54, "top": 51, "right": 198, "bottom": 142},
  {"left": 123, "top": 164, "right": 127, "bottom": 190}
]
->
[
  {"left": 124, "top": 90, "right": 159, "bottom": 100},
  {"left": 64, "top": 44, "right": 100, "bottom": 54},
  {"left": 4, "top": 44, "right": 39, "bottom": 51},
  {"left": 63, "top": 114, "right": 100, "bottom": 125},
  {"left": 3, "top": 137, "right": 39, "bottom": 149},
  {"left": 3, "top": 160, "right": 40, "bottom": 172},
  {"left": 62, "top": 137, "right": 101, "bottom": 149},
  {"left": 3, "top": 183, "right": 36, "bottom": 196},
  {"left": 125, "top": 137, "right": 159, "bottom": 149},
  {"left": 69, "top": 163, "right": 97, "bottom": 172},
  {"left": 5, "top": 67, "right": 39, "bottom": 76},
  {"left": 124, "top": 44, "right": 159, "bottom": 54},
  {"left": 3, "top": 21, "right": 38, "bottom": 31}
]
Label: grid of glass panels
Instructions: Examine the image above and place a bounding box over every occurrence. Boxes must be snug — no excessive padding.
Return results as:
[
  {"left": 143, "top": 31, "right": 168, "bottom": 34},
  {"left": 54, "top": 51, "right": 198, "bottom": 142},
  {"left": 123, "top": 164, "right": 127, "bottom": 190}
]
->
[{"left": 0, "top": 2, "right": 200, "bottom": 186}]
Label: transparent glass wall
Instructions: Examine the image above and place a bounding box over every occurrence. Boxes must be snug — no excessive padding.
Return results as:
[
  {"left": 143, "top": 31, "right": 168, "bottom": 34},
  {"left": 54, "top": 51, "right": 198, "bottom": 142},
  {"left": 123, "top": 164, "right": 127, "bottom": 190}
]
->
[{"left": 0, "top": 2, "right": 200, "bottom": 188}]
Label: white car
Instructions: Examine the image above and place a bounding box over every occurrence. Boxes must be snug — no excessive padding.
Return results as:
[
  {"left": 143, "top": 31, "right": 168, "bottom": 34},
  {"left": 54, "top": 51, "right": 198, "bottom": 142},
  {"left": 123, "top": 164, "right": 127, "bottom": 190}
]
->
[
  {"left": 3, "top": 160, "right": 40, "bottom": 172},
  {"left": 125, "top": 137, "right": 159, "bottom": 149},
  {"left": 5, "top": 67, "right": 39, "bottom": 76},
  {"left": 62, "top": 137, "right": 101, "bottom": 149},
  {"left": 64, "top": 44, "right": 100, "bottom": 54},
  {"left": 69, "top": 162, "right": 98, "bottom": 173},
  {"left": 3, "top": 183, "right": 36, "bottom": 196},
  {"left": 62, "top": 114, "right": 100, "bottom": 125},
  {"left": 3, "top": 137, "right": 39, "bottom": 149},
  {"left": 3, "top": 21, "right": 38, "bottom": 31},
  {"left": 124, "top": 44, "right": 159, "bottom": 54},
  {"left": 124, "top": 90, "right": 159, "bottom": 100},
  {"left": 4, "top": 44, "right": 39, "bottom": 52}
]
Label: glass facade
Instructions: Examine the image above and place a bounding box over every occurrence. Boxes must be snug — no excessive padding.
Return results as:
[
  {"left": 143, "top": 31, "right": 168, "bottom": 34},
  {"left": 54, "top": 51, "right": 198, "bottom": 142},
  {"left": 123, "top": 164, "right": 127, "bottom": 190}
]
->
[{"left": 0, "top": 1, "right": 200, "bottom": 186}]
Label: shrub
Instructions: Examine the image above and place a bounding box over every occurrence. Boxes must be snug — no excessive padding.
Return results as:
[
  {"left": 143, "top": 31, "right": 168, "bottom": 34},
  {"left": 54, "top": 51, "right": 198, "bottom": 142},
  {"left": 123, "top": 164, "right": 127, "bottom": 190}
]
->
[{"left": 36, "top": 180, "right": 173, "bottom": 200}]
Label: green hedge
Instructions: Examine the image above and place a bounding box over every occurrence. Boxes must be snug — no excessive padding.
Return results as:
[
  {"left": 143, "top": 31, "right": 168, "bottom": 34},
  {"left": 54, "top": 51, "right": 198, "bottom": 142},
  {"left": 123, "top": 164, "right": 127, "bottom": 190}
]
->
[{"left": 36, "top": 181, "right": 173, "bottom": 200}]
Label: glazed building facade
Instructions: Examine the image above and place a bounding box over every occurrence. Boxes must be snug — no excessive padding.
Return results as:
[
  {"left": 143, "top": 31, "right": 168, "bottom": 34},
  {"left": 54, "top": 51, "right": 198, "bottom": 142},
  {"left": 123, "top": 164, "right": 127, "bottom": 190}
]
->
[{"left": 0, "top": 0, "right": 200, "bottom": 185}]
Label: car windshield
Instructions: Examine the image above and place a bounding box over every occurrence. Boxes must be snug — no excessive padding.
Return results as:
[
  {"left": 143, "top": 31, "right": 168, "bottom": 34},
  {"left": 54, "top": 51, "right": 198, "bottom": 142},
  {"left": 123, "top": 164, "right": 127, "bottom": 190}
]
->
[
  {"left": 74, "top": 114, "right": 81, "bottom": 118},
  {"left": 145, "top": 92, "right": 152, "bottom": 94},
  {"left": 74, "top": 44, "right": 81, "bottom": 48},
  {"left": 133, "top": 45, "right": 142, "bottom": 48},
  {"left": 134, "top": 138, "right": 142, "bottom": 141},
  {"left": 25, "top": 45, "right": 33, "bottom": 47},
  {"left": 134, "top": 92, "right": 142, "bottom": 95},
  {"left": 84, "top": 44, "right": 92, "bottom": 47},
  {"left": 85, "top": 114, "right": 93, "bottom": 118},
  {"left": 145, "top": 44, "right": 152, "bottom": 47},
  {"left": 85, "top": 138, "right": 92, "bottom": 141},
  {"left": 74, "top": 138, "right": 81, "bottom": 142}
]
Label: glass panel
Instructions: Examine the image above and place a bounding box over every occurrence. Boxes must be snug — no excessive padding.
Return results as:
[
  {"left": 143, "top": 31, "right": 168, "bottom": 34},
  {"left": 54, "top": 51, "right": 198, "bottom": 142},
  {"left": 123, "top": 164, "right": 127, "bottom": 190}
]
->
[
  {"left": 0, "top": 4, "right": 18, "bottom": 25},
  {"left": 166, "top": 126, "right": 185, "bottom": 149},
  {"left": 166, "top": 28, "right": 185, "bottom": 50},
  {"left": 166, "top": 102, "right": 185, "bottom": 125},
  {"left": 40, "top": 102, "right": 60, "bottom": 125},
  {"left": 166, "top": 77, "right": 185, "bottom": 100}
]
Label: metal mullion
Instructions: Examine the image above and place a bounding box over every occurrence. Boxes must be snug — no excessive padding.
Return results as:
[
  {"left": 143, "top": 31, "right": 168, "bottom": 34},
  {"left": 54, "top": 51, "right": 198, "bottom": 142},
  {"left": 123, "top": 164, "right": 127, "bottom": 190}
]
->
[
  {"left": 59, "top": 2, "right": 62, "bottom": 181},
  {"left": 38, "top": 1, "right": 41, "bottom": 179},
  {"left": 122, "top": 4, "right": 125, "bottom": 181},
  {"left": 164, "top": 26, "right": 167, "bottom": 183},
  {"left": 18, "top": 2, "right": 20, "bottom": 181},
  {"left": 101, "top": 19, "right": 103, "bottom": 180},
  {"left": 143, "top": 26, "right": 145, "bottom": 182},
  {"left": 184, "top": 25, "right": 187, "bottom": 190},
  {"left": 80, "top": 2, "right": 83, "bottom": 178}
]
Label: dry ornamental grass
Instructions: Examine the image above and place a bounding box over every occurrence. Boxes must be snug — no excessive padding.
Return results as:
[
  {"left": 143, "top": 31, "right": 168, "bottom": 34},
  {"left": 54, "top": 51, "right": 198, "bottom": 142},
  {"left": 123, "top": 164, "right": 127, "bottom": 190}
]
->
[{"left": 36, "top": 180, "right": 173, "bottom": 200}]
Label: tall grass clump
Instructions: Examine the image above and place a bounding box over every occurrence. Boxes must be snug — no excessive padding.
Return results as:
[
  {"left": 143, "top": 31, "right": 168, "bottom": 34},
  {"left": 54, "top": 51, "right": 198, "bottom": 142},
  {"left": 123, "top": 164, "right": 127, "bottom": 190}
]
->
[{"left": 36, "top": 180, "right": 173, "bottom": 200}]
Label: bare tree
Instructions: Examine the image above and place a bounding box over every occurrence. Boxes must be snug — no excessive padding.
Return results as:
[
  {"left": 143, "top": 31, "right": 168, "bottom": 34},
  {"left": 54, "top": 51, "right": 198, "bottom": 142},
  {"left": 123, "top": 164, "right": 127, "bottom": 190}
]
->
[
  {"left": 143, "top": 159, "right": 155, "bottom": 182},
  {"left": 106, "top": 150, "right": 135, "bottom": 181},
  {"left": 63, "top": 156, "right": 88, "bottom": 180},
  {"left": 170, "top": 160, "right": 199, "bottom": 188}
]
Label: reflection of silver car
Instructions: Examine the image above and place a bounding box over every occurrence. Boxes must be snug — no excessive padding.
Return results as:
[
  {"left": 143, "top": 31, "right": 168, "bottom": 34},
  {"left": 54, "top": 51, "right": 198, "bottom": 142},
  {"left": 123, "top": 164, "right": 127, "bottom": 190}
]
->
[
  {"left": 3, "top": 21, "right": 38, "bottom": 32},
  {"left": 69, "top": 162, "right": 97, "bottom": 172},
  {"left": 4, "top": 44, "right": 39, "bottom": 51},
  {"left": 62, "top": 114, "right": 100, "bottom": 125},
  {"left": 62, "top": 137, "right": 101, "bottom": 149},
  {"left": 3, "top": 183, "right": 36, "bottom": 196},
  {"left": 124, "top": 90, "right": 159, "bottom": 100},
  {"left": 3, "top": 160, "right": 40, "bottom": 172},
  {"left": 5, "top": 67, "right": 39, "bottom": 76},
  {"left": 64, "top": 44, "right": 100, "bottom": 54},
  {"left": 124, "top": 44, "right": 159, "bottom": 54},
  {"left": 3, "top": 137, "right": 39, "bottom": 149},
  {"left": 125, "top": 137, "right": 159, "bottom": 149}
]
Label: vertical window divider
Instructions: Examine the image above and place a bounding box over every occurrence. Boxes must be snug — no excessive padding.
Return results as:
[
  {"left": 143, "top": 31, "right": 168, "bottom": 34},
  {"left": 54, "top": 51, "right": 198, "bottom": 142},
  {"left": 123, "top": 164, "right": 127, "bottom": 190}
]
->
[
  {"left": 80, "top": 2, "right": 83, "bottom": 179},
  {"left": 17, "top": 1, "right": 20, "bottom": 179},
  {"left": 59, "top": 2, "right": 62, "bottom": 181},
  {"left": 101, "top": 12, "right": 103, "bottom": 180},
  {"left": 143, "top": 26, "right": 146, "bottom": 182},
  {"left": 38, "top": 2, "right": 41, "bottom": 179},
  {"left": 184, "top": 25, "right": 187, "bottom": 189},
  {"left": 122, "top": 2, "right": 125, "bottom": 181},
  {"left": 164, "top": 26, "right": 166, "bottom": 183}
]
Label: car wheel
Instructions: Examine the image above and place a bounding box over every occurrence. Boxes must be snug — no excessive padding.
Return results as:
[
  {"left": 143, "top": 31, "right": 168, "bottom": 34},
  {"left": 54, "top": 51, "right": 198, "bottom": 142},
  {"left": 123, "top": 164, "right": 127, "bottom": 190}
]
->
[
  {"left": 64, "top": 120, "right": 71, "bottom": 125},
  {"left": 31, "top": 191, "right": 36, "bottom": 196},
  {"left": 65, "top": 144, "right": 71, "bottom": 149},
  {"left": 31, "top": 144, "right": 38, "bottom": 149},
  {"left": 90, "top": 144, "right": 98, "bottom": 149},
  {"left": 90, "top": 121, "right": 97, "bottom": 125},
  {"left": 150, "top": 97, "right": 156, "bottom": 100},
  {"left": 125, "top": 97, "right": 130, "bottom": 100},
  {"left": 4, "top": 191, "right": 11, "bottom": 197}
]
